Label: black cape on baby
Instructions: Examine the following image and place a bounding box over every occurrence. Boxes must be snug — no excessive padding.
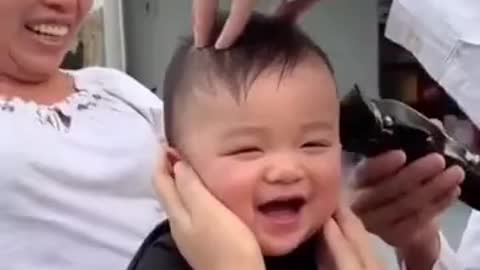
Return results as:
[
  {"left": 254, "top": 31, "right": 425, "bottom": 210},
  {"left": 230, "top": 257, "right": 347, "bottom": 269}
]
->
[{"left": 127, "top": 221, "right": 319, "bottom": 270}]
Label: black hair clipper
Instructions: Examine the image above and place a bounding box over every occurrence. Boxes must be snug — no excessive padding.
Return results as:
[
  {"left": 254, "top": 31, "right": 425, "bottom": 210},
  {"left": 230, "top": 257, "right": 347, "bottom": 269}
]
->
[{"left": 340, "top": 85, "right": 480, "bottom": 211}]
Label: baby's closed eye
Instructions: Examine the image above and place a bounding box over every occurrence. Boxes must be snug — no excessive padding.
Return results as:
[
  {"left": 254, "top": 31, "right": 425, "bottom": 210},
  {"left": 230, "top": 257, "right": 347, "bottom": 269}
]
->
[
  {"left": 301, "top": 140, "right": 333, "bottom": 153},
  {"left": 221, "top": 145, "right": 264, "bottom": 160}
]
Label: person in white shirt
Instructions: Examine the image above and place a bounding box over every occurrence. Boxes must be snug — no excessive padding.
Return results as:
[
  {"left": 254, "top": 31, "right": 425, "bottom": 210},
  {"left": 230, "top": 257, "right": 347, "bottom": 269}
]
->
[
  {"left": 0, "top": 1, "right": 165, "bottom": 269},
  {"left": 384, "top": 0, "right": 480, "bottom": 269}
]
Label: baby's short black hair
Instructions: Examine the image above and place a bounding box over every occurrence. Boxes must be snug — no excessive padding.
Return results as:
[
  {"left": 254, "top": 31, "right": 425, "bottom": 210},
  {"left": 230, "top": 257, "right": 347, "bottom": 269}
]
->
[{"left": 163, "top": 12, "right": 334, "bottom": 146}]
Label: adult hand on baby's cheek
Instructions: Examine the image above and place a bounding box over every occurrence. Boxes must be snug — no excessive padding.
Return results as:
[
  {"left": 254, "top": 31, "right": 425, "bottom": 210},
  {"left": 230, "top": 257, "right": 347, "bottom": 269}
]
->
[
  {"left": 320, "top": 206, "right": 384, "bottom": 270},
  {"left": 153, "top": 150, "right": 265, "bottom": 270}
]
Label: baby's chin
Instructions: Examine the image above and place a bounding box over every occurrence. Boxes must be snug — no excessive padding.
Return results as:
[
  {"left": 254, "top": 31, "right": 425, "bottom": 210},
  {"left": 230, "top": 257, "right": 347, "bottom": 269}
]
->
[{"left": 256, "top": 226, "right": 318, "bottom": 256}]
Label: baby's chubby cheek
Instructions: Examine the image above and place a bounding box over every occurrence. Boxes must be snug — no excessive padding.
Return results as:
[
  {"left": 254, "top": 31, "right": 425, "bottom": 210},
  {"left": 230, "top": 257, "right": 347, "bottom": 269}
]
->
[
  {"left": 316, "top": 169, "right": 341, "bottom": 214},
  {"left": 310, "top": 183, "right": 339, "bottom": 225},
  {"left": 196, "top": 161, "right": 259, "bottom": 224}
]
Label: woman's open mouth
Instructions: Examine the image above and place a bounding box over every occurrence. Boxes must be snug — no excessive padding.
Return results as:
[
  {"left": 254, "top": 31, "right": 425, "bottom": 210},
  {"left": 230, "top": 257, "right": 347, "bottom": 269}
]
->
[{"left": 25, "top": 23, "right": 69, "bottom": 40}]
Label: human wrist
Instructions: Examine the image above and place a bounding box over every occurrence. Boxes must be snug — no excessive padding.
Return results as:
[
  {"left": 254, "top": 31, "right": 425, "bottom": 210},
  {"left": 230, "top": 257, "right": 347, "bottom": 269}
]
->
[
  {"left": 210, "top": 254, "right": 265, "bottom": 270},
  {"left": 212, "top": 261, "right": 265, "bottom": 270},
  {"left": 396, "top": 227, "right": 441, "bottom": 270}
]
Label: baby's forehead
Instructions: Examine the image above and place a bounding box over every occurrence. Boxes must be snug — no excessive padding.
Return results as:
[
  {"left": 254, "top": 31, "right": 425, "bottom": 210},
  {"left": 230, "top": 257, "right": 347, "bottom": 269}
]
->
[
  {"left": 182, "top": 75, "right": 337, "bottom": 122},
  {"left": 185, "top": 56, "right": 335, "bottom": 101}
]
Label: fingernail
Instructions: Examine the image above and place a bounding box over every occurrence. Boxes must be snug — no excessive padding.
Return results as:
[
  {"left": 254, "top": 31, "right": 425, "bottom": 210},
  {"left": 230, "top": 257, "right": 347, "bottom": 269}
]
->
[
  {"left": 396, "top": 150, "right": 407, "bottom": 161},
  {"left": 172, "top": 161, "right": 183, "bottom": 176},
  {"left": 172, "top": 162, "right": 179, "bottom": 174},
  {"left": 195, "top": 38, "right": 207, "bottom": 48},
  {"left": 214, "top": 40, "right": 227, "bottom": 50},
  {"left": 192, "top": 11, "right": 202, "bottom": 48},
  {"left": 390, "top": 150, "right": 407, "bottom": 164},
  {"left": 455, "top": 166, "right": 466, "bottom": 184},
  {"left": 193, "top": 26, "right": 208, "bottom": 48},
  {"left": 214, "top": 34, "right": 230, "bottom": 50},
  {"left": 431, "top": 153, "right": 444, "bottom": 161},
  {"left": 456, "top": 187, "right": 462, "bottom": 197},
  {"left": 429, "top": 153, "right": 446, "bottom": 168},
  {"left": 193, "top": 29, "right": 202, "bottom": 48}
]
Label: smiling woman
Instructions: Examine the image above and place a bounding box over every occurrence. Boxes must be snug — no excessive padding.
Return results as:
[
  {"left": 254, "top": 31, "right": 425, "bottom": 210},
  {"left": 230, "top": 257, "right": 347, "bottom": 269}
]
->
[{"left": 0, "top": 1, "right": 165, "bottom": 270}]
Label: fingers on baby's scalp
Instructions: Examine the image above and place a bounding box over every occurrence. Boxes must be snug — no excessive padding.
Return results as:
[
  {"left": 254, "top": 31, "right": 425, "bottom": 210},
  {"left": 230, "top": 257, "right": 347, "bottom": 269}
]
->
[
  {"left": 193, "top": 0, "right": 322, "bottom": 49},
  {"left": 192, "top": 0, "right": 256, "bottom": 49},
  {"left": 215, "top": 0, "right": 256, "bottom": 49},
  {"left": 192, "top": 0, "right": 218, "bottom": 47}
]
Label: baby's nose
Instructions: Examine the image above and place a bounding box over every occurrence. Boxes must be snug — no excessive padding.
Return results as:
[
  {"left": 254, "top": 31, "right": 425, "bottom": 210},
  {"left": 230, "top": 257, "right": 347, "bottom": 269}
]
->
[{"left": 264, "top": 155, "right": 305, "bottom": 184}]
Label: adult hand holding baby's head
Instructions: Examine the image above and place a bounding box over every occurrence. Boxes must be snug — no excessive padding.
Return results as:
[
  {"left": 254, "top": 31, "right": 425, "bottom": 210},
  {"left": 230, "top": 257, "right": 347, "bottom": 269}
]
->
[
  {"left": 153, "top": 149, "right": 265, "bottom": 270},
  {"left": 191, "top": 0, "right": 321, "bottom": 49}
]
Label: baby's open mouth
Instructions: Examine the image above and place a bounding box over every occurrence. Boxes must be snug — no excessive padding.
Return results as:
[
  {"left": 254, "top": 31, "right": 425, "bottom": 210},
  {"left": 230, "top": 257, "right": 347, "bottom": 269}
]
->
[{"left": 258, "top": 196, "right": 306, "bottom": 218}]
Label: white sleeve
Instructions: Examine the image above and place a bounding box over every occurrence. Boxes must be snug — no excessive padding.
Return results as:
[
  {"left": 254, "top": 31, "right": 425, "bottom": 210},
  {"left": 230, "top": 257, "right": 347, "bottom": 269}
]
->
[
  {"left": 457, "top": 211, "right": 480, "bottom": 270},
  {"left": 431, "top": 233, "right": 465, "bottom": 270},
  {"left": 398, "top": 211, "right": 480, "bottom": 270},
  {"left": 386, "top": 2, "right": 480, "bottom": 268},
  {"left": 73, "top": 67, "right": 166, "bottom": 144},
  {"left": 397, "top": 232, "right": 464, "bottom": 270},
  {"left": 385, "top": 0, "right": 480, "bottom": 129}
]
